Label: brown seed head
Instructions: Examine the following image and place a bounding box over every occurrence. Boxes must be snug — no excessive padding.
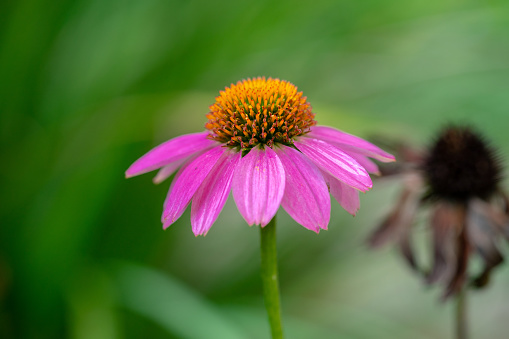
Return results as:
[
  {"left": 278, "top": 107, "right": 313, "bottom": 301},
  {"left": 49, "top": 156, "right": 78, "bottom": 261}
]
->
[{"left": 423, "top": 126, "right": 501, "bottom": 202}]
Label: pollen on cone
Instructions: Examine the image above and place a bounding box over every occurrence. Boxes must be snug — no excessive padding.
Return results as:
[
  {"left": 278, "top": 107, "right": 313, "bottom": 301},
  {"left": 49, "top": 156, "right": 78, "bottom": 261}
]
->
[{"left": 205, "top": 77, "right": 316, "bottom": 149}]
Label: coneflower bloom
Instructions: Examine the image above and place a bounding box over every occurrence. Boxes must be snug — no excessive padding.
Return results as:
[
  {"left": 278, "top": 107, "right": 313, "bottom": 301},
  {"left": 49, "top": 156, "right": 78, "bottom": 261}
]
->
[
  {"left": 126, "top": 77, "right": 394, "bottom": 235},
  {"left": 369, "top": 126, "right": 509, "bottom": 299}
]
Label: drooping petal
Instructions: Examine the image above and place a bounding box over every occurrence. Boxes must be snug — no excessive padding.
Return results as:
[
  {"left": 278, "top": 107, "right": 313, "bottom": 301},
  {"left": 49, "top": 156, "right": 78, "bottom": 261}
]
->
[
  {"left": 294, "top": 138, "right": 372, "bottom": 192},
  {"left": 322, "top": 171, "right": 360, "bottom": 216},
  {"left": 307, "top": 126, "right": 395, "bottom": 162},
  {"left": 443, "top": 225, "right": 470, "bottom": 300},
  {"left": 368, "top": 181, "right": 421, "bottom": 248},
  {"left": 232, "top": 146, "right": 285, "bottom": 227},
  {"left": 469, "top": 197, "right": 509, "bottom": 239},
  {"left": 467, "top": 198, "right": 504, "bottom": 288},
  {"left": 191, "top": 150, "right": 241, "bottom": 236},
  {"left": 162, "top": 146, "right": 224, "bottom": 228},
  {"left": 275, "top": 145, "right": 330, "bottom": 232},
  {"left": 368, "top": 173, "right": 424, "bottom": 270},
  {"left": 427, "top": 202, "right": 465, "bottom": 288},
  {"left": 398, "top": 227, "right": 418, "bottom": 271},
  {"left": 152, "top": 158, "right": 187, "bottom": 184},
  {"left": 126, "top": 132, "right": 216, "bottom": 178}
]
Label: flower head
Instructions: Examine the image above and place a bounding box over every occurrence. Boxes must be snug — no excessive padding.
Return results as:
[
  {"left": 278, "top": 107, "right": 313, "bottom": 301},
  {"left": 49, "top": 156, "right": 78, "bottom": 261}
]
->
[
  {"left": 423, "top": 127, "right": 501, "bottom": 202},
  {"left": 126, "top": 77, "right": 395, "bottom": 235},
  {"left": 369, "top": 125, "right": 509, "bottom": 299},
  {"left": 205, "top": 77, "right": 316, "bottom": 149}
]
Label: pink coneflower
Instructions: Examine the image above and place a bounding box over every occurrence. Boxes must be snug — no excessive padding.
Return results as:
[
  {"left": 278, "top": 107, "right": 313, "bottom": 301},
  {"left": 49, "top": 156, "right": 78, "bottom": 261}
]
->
[{"left": 126, "top": 77, "right": 394, "bottom": 235}]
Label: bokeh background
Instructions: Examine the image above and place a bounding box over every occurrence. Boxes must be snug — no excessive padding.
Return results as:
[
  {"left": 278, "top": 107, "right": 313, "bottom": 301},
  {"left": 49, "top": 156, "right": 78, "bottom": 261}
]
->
[{"left": 1, "top": 0, "right": 509, "bottom": 338}]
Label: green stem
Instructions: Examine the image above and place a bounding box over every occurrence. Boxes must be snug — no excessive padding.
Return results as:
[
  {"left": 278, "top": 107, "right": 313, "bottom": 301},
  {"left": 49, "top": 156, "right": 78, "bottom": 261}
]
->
[
  {"left": 455, "top": 288, "right": 468, "bottom": 339},
  {"left": 260, "top": 217, "right": 284, "bottom": 339}
]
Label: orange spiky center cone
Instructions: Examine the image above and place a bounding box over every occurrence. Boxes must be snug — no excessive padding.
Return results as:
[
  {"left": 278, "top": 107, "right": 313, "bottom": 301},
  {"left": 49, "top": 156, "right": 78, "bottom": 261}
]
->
[{"left": 205, "top": 77, "right": 316, "bottom": 149}]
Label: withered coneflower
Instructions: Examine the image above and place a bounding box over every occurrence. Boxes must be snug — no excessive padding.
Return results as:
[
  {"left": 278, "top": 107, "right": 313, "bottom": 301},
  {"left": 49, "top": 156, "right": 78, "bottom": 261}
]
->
[{"left": 369, "top": 125, "right": 509, "bottom": 300}]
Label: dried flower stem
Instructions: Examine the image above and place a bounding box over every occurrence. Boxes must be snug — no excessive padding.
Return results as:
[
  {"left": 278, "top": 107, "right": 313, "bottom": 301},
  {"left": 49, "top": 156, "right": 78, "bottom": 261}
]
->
[
  {"left": 260, "top": 217, "right": 284, "bottom": 339},
  {"left": 455, "top": 287, "right": 468, "bottom": 339}
]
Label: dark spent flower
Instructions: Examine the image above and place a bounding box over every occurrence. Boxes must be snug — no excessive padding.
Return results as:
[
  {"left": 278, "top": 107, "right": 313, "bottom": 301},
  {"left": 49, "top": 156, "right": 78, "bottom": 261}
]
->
[
  {"left": 369, "top": 126, "right": 509, "bottom": 299},
  {"left": 126, "top": 77, "right": 395, "bottom": 235}
]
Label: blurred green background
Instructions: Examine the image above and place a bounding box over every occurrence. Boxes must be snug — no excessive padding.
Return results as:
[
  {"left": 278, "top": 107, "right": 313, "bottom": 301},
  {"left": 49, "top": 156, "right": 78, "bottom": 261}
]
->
[{"left": 1, "top": 0, "right": 509, "bottom": 338}]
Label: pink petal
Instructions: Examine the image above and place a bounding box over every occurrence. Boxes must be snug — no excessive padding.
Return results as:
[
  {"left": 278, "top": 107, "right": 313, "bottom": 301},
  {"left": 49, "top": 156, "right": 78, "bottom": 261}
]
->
[
  {"left": 162, "top": 146, "right": 225, "bottom": 228},
  {"left": 152, "top": 158, "right": 187, "bottom": 184},
  {"left": 346, "top": 152, "right": 380, "bottom": 175},
  {"left": 274, "top": 145, "right": 330, "bottom": 232},
  {"left": 191, "top": 150, "right": 241, "bottom": 236},
  {"left": 232, "top": 146, "right": 285, "bottom": 227},
  {"left": 161, "top": 158, "right": 191, "bottom": 223},
  {"left": 322, "top": 171, "right": 360, "bottom": 216},
  {"left": 308, "top": 126, "right": 395, "bottom": 162},
  {"left": 294, "top": 138, "right": 372, "bottom": 192},
  {"left": 153, "top": 148, "right": 210, "bottom": 184},
  {"left": 126, "top": 132, "right": 216, "bottom": 178}
]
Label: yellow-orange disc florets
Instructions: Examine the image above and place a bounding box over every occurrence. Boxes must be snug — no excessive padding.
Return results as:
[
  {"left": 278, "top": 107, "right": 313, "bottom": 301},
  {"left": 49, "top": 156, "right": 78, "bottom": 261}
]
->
[{"left": 205, "top": 77, "right": 316, "bottom": 149}]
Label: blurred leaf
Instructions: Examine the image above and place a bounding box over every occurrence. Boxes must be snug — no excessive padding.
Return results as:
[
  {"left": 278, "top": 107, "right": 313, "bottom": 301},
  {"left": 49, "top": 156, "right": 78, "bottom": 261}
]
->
[
  {"left": 112, "top": 262, "right": 248, "bottom": 339},
  {"left": 66, "top": 267, "right": 119, "bottom": 339}
]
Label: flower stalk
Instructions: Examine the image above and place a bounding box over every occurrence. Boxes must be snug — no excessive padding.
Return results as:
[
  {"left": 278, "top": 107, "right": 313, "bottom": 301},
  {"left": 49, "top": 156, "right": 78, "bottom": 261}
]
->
[
  {"left": 455, "top": 287, "right": 468, "bottom": 339},
  {"left": 260, "top": 217, "right": 284, "bottom": 339}
]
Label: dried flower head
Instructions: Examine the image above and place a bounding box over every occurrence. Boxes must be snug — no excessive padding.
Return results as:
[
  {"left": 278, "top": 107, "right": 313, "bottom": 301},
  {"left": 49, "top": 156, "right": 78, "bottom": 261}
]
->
[
  {"left": 126, "top": 77, "right": 395, "bottom": 235},
  {"left": 369, "top": 125, "right": 509, "bottom": 299},
  {"left": 423, "top": 127, "right": 501, "bottom": 202}
]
